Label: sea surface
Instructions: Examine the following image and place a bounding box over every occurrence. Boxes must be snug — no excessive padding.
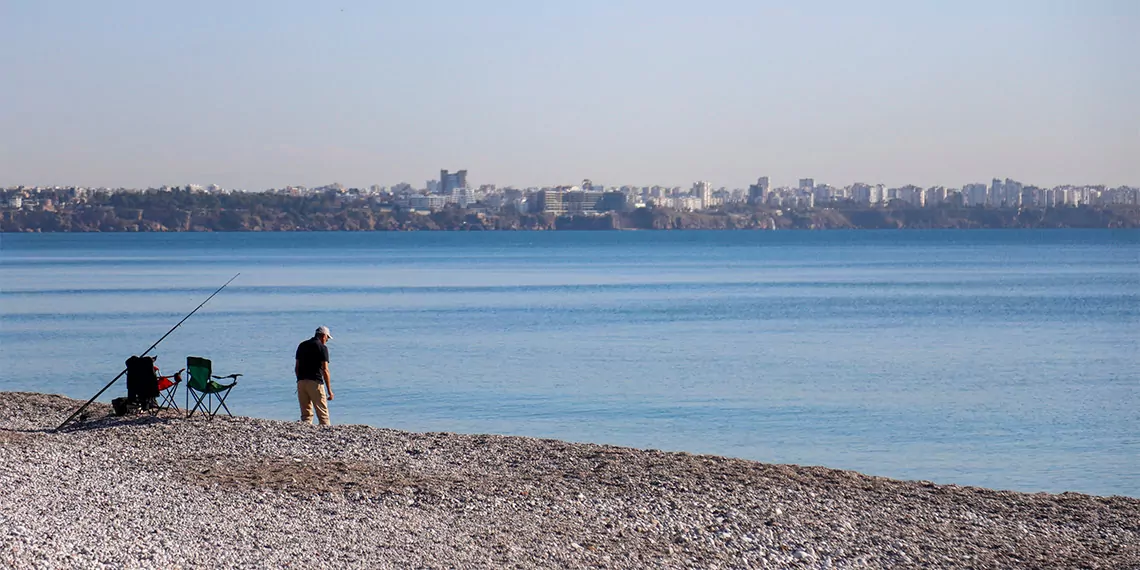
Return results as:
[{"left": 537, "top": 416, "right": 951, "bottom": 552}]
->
[{"left": 1, "top": 230, "right": 1137, "bottom": 497}]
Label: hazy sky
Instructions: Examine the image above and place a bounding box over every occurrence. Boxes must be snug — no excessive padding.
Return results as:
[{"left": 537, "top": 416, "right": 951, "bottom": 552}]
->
[{"left": 2, "top": 0, "right": 1137, "bottom": 190}]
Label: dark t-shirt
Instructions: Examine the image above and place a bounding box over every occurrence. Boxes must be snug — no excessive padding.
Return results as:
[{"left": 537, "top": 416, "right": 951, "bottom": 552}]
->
[{"left": 295, "top": 337, "right": 329, "bottom": 383}]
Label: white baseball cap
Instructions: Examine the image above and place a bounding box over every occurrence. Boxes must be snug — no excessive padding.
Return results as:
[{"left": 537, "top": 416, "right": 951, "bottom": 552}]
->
[{"left": 315, "top": 326, "right": 332, "bottom": 339}]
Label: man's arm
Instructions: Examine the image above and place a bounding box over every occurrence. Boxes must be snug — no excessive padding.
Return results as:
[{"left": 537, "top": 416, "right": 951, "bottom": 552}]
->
[
  {"left": 294, "top": 358, "right": 300, "bottom": 381},
  {"left": 322, "top": 361, "right": 333, "bottom": 400}
]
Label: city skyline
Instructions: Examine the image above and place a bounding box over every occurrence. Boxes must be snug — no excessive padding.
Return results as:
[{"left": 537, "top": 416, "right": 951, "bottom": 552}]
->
[
  {"left": 2, "top": 1, "right": 1137, "bottom": 190},
  {"left": 6, "top": 173, "right": 1137, "bottom": 194}
]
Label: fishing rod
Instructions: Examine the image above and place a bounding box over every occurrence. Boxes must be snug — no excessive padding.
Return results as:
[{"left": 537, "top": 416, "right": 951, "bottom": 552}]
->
[{"left": 55, "top": 273, "right": 241, "bottom": 432}]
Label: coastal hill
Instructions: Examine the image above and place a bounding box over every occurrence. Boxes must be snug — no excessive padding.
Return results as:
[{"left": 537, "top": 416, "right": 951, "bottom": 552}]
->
[
  {"left": 2, "top": 392, "right": 1137, "bottom": 568},
  {"left": 2, "top": 188, "right": 1138, "bottom": 231}
]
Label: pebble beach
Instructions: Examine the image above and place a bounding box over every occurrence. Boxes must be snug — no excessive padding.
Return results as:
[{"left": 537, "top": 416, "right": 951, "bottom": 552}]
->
[{"left": 2, "top": 392, "right": 1137, "bottom": 569}]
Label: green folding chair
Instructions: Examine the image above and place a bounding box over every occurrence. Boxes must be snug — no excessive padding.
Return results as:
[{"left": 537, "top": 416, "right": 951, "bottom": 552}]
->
[{"left": 185, "top": 356, "right": 241, "bottom": 418}]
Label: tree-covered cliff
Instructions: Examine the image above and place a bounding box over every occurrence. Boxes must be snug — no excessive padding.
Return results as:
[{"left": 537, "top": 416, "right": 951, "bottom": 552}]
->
[{"left": 2, "top": 189, "right": 1138, "bottom": 231}]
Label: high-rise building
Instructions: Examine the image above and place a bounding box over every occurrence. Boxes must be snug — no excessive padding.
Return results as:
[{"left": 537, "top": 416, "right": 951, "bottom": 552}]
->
[
  {"left": 692, "top": 181, "right": 712, "bottom": 209},
  {"left": 1020, "top": 186, "right": 1039, "bottom": 208},
  {"left": 924, "top": 186, "right": 947, "bottom": 206},
  {"left": 871, "top": 184, "right": 886, "bottom": 205},
  {"left": 963, "top": 183, "right": 987, "bottom": 206},
  {"left": 850, "top": 183, "right": 872, "bottom": 204},
  {"left": 1004, "top": 178, "right": 1023, "bottom": 207},
  {"left": 989, "top": 178, "right": 1003, "bottom": 206},
  {"left": 534, "top": 190, "right": 625, "bottom": 214},
  {"left": 798, "top": 178, "right": 814, "bottom": 190},
  {"left": 439, "top": 169, "right": 468, "bottom": 195},
  {"left": 748, "top": 176, "right": 770, "bottom": 204}
]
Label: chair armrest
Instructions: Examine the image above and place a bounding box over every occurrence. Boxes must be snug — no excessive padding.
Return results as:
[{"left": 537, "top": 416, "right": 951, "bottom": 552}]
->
[{"left": 158, "top": 369, "right": 185, "bottom": 382}]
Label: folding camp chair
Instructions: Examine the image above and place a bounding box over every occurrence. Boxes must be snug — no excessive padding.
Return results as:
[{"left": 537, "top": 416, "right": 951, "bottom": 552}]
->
[
  {"left": 185, "top": 356, "right": 241, "bottom": 418},
  {"left": 156, "top": 368, "right": 184, "bottom": 410}
]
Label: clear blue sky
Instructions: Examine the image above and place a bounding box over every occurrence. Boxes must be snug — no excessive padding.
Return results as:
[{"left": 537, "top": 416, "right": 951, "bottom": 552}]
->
[{"left": 2, "top": 0, "right": 1137, "bottom": 190}]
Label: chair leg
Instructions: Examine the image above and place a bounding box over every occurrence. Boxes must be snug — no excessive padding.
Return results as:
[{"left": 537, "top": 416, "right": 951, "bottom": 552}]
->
[
  {"left": 204, "top": 392, "right": 218, "bottom": 419},
  {"left": 215, "top": 389, "right": 234, "bottom": 417},
  {"left": 187, "top": 390, "right": 208, "bottom": 419},
  {"left": 158, "top": 386, "right": 178, "bottom": 410},
  {"left": 186, "top": 385, "right": 236, "bottom": 419}
]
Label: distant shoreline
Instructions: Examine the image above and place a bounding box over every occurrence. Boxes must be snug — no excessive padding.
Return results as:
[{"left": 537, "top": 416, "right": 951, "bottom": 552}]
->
[
  {"left": 2, "top": 198, "right": 1140, "bottom": 231},
  {"left": 4, "top": 203, "right": 1139, "bottom": 232}
]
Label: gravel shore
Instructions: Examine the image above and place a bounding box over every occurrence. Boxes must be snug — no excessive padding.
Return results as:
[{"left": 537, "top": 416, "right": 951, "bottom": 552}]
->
[{"left": 2, "top": 392, "right": 1137, "bottom": 569}]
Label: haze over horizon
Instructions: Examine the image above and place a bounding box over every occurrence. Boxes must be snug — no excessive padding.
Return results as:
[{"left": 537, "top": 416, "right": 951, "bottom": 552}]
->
[{"left": 2, "top": 0, "right": 1137, "bottom": 191}]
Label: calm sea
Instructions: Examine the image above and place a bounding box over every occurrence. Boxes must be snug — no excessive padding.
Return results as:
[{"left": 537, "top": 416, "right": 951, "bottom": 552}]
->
[{"left": 1, "top": 230, "right": 1137, "bottom": 497}]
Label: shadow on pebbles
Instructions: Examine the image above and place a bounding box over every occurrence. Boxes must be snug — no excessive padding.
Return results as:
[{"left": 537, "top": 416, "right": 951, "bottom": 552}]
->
[{"left": 1, "top": 391, "right": 1137, "bottom": 569}]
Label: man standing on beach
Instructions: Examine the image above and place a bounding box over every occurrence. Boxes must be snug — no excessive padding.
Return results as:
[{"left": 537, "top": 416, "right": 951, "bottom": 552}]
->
[{"left": 296, "top": 326, "right": 334, "bottom": 425}]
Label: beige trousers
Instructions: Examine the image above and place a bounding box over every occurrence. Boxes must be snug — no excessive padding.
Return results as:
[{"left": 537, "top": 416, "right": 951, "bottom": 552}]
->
[{"left": 297, "top": 379, "right": 330, "bottom": 425}]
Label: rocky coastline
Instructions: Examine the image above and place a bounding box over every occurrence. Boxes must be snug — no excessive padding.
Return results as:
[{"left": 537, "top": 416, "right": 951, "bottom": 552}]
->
[
  {"left": 5, "top": 203, "right": 1140, "bottom": 232},
  {"left": 2, "top": 392, "right": 1137, "bottom": 569}
]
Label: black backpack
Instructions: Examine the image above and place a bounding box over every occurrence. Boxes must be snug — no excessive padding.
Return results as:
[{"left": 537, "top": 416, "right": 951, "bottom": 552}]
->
[
  {"left": 125, "top": 355, "right": 159, "bottom": 407},
  {"left": 111, "top": 396, "right": 140, "bottom": 416}
]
